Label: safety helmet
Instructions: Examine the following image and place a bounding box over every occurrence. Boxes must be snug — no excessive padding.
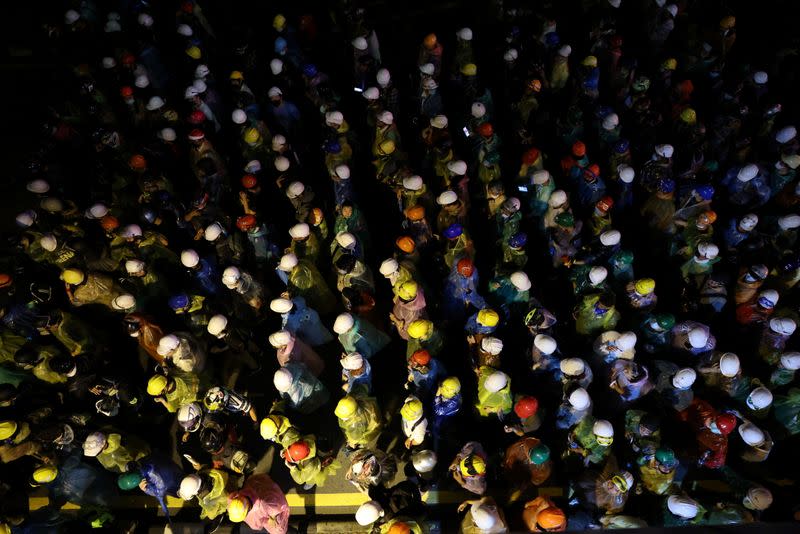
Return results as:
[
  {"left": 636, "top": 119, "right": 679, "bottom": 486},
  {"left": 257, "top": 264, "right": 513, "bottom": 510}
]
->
[
  {"left": 180, "top": 249, "right": 200, "bottom": 268},
  {"left": 510, "top": 271, "right": 531, "bottom": 291},
  {"left": 147, "top": 375, "right": 168, "bottom": 396},
  {"left": 178, "top": 474, "right": 202, "bottom": 500},
  {"left": 400, "top": 397, "right": 423, "bottom": 420},
  {"left": 260, "top": 416, "right": 281, "bottom": 440},
  {"left": 514, "top": 397, "right": 539, "bottom": 419},
  {"left": 411, "top": 449, "right": 437, "bottom": 473},
  {"left": 456, "top": 258, "right": 474, "bottom": 277},
  {"left": 396, "top": 236, "right": 415, "bottom": 254},
  {"left": 403, "top": 175, "right": 423, "bottom": 191},
  {"left": 635, "top": 278, "right": 656, "bottom": 295},
  {"left": 780, "top": 351, "right": 800, "bottom": 370},
  {"left": 335, "top": 396, "right": 358, "bottom": 419},
  {"left": 61, "top": 268, "right": 85, "bottom": 285},
  {"left": 744, "top": 487, "right": 773, "bottom": 511},
  {"left": 484, "top": 371, "right": 509, "bottom": 392},
  {"left": 178, "top": 402, "right": 203, "bottom": 432},
  {"left": 593, "top": 419, "right": 614, "bottom": 445},
  {"left": 273, "top": 369, "right": 293, "bottom": 392},
  {"left": 560, "top": 358, "right": 586, "bottom": 377},
  {"left": 459, "top": 454, "right": 486, "bottom": 476},
  {"left": 738, "top": 422, "right": 766, "bottom": 446},
  {"left": 333, "top": 313, "right": 355, "bottom": 334},
  {"left": 746, "top": 387, "right": 773, "bottom": 410},
  {"left": 32, "top": 465, "right": 58, "bottom": 484},
  {"left": 356, "top": 501, "right": 384, "bottom": 525},
  {"left": 397, "top": 281, "right": 418, "bottom": 301},
  {"left": 715, "top": 413, "right": 737, "bottom": 435},
  {"left": 667, "top": 495, "right": 699, "bottom": 519},
  {"left": 589, "top": 266, "right": 607, "bottom": 285},
  {"left": 82, "top": 431, "right": 108, "bottom": 457},
  {"left": 227, "top": 496, "right": 251, "bottom": 522},
  {"left": 407, "top": 319, "right": 432, "bottom": 340},
  {"left": 439, "top": 377, "right": 461, "bottom": 398},
  {"left": 480, "top": 337, "right": 503, "bottom": 355},
  {"left": 0, "top": 421, "right": 18, "bottom": 441},
  {"left": 341, "top": 353, "right": 364, "bottom": 371},
  {"left": 156, "top": 334, "right": 180, "bottom": 356},
  {"left": 672, "top": 368, "right": 697, "bottom": 389},
  {"left": 534, "top": 334, "right": 557, "bottom": 355},
  {"left": 687, "top": 327, "right": 709, "bottom": 349},
  {"left": 477, "top": 309, "right": 500, "bottom": 327},
  {"left": 206, "top": 314, "right": 228, "bottom": 337}
]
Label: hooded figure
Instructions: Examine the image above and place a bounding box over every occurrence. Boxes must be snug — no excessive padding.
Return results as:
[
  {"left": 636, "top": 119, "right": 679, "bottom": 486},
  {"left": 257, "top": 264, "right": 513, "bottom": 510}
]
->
[
  {"left": 273, "top": 296, "right": 333, "bottom": 346},
  {"left": 273, "top": 362, "right": 329, "bottom": 414}
]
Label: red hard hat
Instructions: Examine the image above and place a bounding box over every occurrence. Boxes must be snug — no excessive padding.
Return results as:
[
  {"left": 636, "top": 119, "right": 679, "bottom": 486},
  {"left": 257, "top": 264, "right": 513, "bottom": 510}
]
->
[
  {"left": 596, "top": 196, "right": 614, "bottom": 212},
  {"left": 411, "top": 349, "right": 431, "bottom": 366},
  {"left": 0, "top": 273, "right": 12, "bottom": 288},
  {"left": 121, "top": 53, "right": 136, "bottom": 66},
  {"left": 715, "top": 413, "right": 737, "bottom": 435},
  {"left": 241, "top": 174, "right": 258, "bottom": 189},
  {"left": 120, "top": 86, "right": 134, "bottom": 98},
  {"left": 572, "top": 141, "right": 586, "bottom": 157},
  {"left": 522, "top": 148, "right": 540, "bottom": 165},
  {"left": 478, "top": 122, "right": 494, "bottom": 138},
  {"left": 237, "top": 214, "right": 257, "bottom": 231},
  {"left": 188, "top": 110, "right": 206, "bottom": 125},
  {"left": 188, "top": 129, "right": 205, "bottom": 141},
  {"left": 287, "top": 440, "right": 310, "bottom": 462},
  {"left": 610, "top": 35, "right": 623, "bottom": 48},
  {"left": 100, "top": 215, "right": 119, "bottom": 232},
  {"left": 129, "top": 154, "right": 147, "bottom": 170},
  {"left": 514, "top": 396, "right": 539, "bottom": 418},
  {"left": 457, "top": 258, "right": 474, "bottom": 277}
]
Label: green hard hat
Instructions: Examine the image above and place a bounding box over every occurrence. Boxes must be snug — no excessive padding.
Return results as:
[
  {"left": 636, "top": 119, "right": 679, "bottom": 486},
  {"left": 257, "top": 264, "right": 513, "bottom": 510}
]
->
[
  {"left": 555, "top": 212, "right": 575, "bottom": 227},
  {"left": 117, "top": 472, "right": 143, "bottom": 491},
  {"left": 655, "top": 447, "right": 676, "bottom": 466},
  {"left": 655, "top": 313, "right": 675, "bottom": 330},
  {"left": 614, "top": 250, "right": 634, "bottom": 265},
  {"left": 529, "top": 443, "right": 551, "bottom": 465}
]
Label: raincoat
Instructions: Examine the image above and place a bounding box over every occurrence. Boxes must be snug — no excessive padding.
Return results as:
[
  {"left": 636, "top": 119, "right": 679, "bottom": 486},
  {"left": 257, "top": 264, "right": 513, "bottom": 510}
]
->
[
  {"left": 278, "top": 362, "right": 329, "bottom": 414},
  {"left": 475, "top": 366, "right": 512, "bottom": 417},
  {"left": 338, "top": 317, "right": 390, "bottom": 359},
  {"left": 233, "top": 474, "right": 289, "bottom": 534},
  {"left": 338, "top": 391, "right": 383, "bottom": 447},
  {"left": 281, "top": 297, "right": 333, "bottom": 346}
]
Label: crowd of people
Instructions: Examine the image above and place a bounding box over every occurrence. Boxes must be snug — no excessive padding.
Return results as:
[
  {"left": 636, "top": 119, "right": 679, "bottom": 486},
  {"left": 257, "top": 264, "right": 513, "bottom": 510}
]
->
[{"left": 2, "top": 0, "right": 800, "bottom": 532}]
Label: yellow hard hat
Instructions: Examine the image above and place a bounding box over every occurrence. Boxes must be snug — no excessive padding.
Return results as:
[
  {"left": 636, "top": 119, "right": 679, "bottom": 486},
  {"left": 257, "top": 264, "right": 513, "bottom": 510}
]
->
[
  {"left": 720, "top": 16, "right": 736, "bottom": 29},
  {"left": 459, "top": 454, "right": 485, "bottom": 475},
  {"left": 663, "top": 58, "right": 678, "bottom": 71},
  {"left": 400, "top": 398, "right": 423, "bottom": 420},
  {"left": 230, "top": 70, "right": 244, "bottom": 81},
  {"left": 243, "top": 128, "right": 261, "bottom": 145},
  {"left": 634, "top": 278, "right": 656, "bottom": 295},
  {"left": 335, "top": 396, "right": 358, "bottom": 419},
  {"left": 227, "top": 495, "right": 250, "bottom": 522},
  {"left": 582, "top": 55, "right": 598, "bottom": 68},
  {"left": 477, "top": 309, "right": 500, "bottom": 327},
  {"left": 439, "top": 377, "right": 461, "bottom": 398},
  {"left": 460, "top": 63, "right": 477, "bottom": 76},
  {"left": 147, "top": 375, "right": 168, "bottom": 396},
  {"left": 0, "top": 420, "right": 18, "bottom": 440},
  {"left": 61, "top": 268, "right": 85, "bottom": 285},
  {"left": 186, "top": 46, "right": 202, "bottom": 60},
  {"left": 397, "top": 281, "right": 418, "bottom": 301},
  {"left": 32, "top": 465, "right": 58, "bottom": 484},
  {"left": 379, "top": 139, "right": 396, "bottom": 155},
  {"left": 1, "top": 522, "right": 11, "bottom": 534},
  {"left": 260, "top": 416, "right": 280, "bottom": 440},
  {"left": 680, "top": 108, "right": 697, "bottom": 125},
  {"left": 273, "top": 14, "right": 287, "bottom": 31},
  {"left": 407, "top": 319, "right": 432, "bottom": 340}
]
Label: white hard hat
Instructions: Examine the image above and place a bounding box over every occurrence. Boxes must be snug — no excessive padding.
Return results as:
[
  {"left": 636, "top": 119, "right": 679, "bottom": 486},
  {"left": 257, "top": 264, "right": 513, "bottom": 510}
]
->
[
  {"left": 105, "top": 20, "right": 121, "bottom": 32},
  {"left": 738, "top": 422, "right": 765, "bottom": 446},
  {"left": 15, "top": 210, "right": 35, "bottom": 227},
  {"left": 776, "top": 125, "right": 797, "bottom": 144},
  {"left": 666, "top": 4, "right": 678, "bottom": 17},
  {"left": 377, "top": 68, "right": 391, "bottom": 87},
  {"left": 403, "top": 175, "right": 423, "bottom": 191},
  {"left": 40, "top": 235, "right": 57, "bottom": 252},
  {"left": 157, "top": 334, "right": 180, "bottom": 356},
  {"left": 121, "top": 224, "right": 142, "bottom": 238},
  {"left": 411, "top": 449, "right": 437, "bottom": 473},
  {"left": 178, "top": 474, "right": 202, "bottom": 500},
  {"left": 83, "top": 432, "right": 107, "bottom": 457},
  {"left": 532, "top": 170, "right": 551, "bottom": 185},
  {"left": 481, "top": 337, "right": 504, "bottom": 355},
  {"left": 275, "top": 156, "right": 291, "bottom": 173},
  {"left": 739, "top": 213, "right": 759, "bottom": 231},
  {"left": 270, "top": 298, "right": 293, "bottom": 314},
  {"left": 289, "top": 223, "right": 310, "bottom": 239},
  {"left": 286, "top": 181, "right": 305, "bottom": 199},
  {"left": 719, "top": 352, "right": 741, "bottom": 377},
  {"left": 471, "top": 102, "right": 486, "bottom": 118},
  {"left": 744, "top": 487, "right": 773, "bottom": 511},
  {"left": 352, "top": 36, "right": 368, "bottom": 50},
  {"left": 437, "top": 190, "right": 458, "bottom": 205},
  {"left": 334, "top": 313, "right": 355, "bottom": 334},
  {"left": 27, "top": 179, "right": 49, "bottom": 194},
  {"left": 377, "top": 111, "right": 394, "bottom": 125},
  {"left": 270, "top": 58, "right": 284, "bottom": 75},
  {"left": 770, "top": 317, "right": 796, "bottom": 335},
  {"left": 419, "top": 63, "right": 435, "bottom": 75},
  {"left": 608, "top": 0, "right": 621, "bottom": 8},
  {"left": 667, "top": 495, "right": 699, "bottom": 519},
  {"left": 192, "top": 79, "right": 207, "bottom": 94},
  {"left": 138, "top": 13, "right": 154, "bottom": 27},
  {"left": 560, "top": 358, "right": 586, "bottom": 377},
  {"left": 602, "top": 113, "right": 620, "bottom": 131},
  {"left": 341, "top": 352, "right": 364, "bottom": 370},
  {"left": 222, "top": 266, "right": 241, "bottom": 287},
  {"left": 379, "top": 259, "right": 399, "bottom": 277},
  {"left": 534, "top": 334, "right": 557, "bottom": 355},
  {"left": 484, "top": 371, "right": 509, "bottom": 392},
  {"left": 600, "top": 229, "right": 621, "bottom": 246},
  {"left": 746, "top": 386, "right": 773, "bottom": 410},
  {"left": 753, "top": 71, "right": 768, "bottom": 84},
  {"left": 568, "top": 388, "right": 590, "bottom": 410},
  {"left": 65, "top": 9, "right": 80, "bottom": 24},
  {"left": 135, "top": 74, "right": 150, "bottom": 89},
  {"left": 194, "top": 64, "right": 209, "bottom": 78},
  {"left": 272, "top": 134, "right": 287, "bottom": 150},
  {"left": 430, "top": 114, "right": 449, "bottom": 129},
  {"left": 548, "top": 190, "right": 568, "bottom": 207},
  {"left": 780, "top": 351, "right": 800, "bottom": 370},
  {"left": 125, "top": 259, "right": 145, "bottom": 274},
  {"left": 617, "top": 332, "right": 637, "bottom": 350},
  {"left": 672, "top": 368, "right": 697, "bottom": 390},
  {"left": 778, "top": 214, "right": 800, "bottom": 230},
  {"left": 336, "top": 232, "right": 356, "bottom": 249},
  {"left": 618, "top": 164, "right": 635, "bottom": 183},
  {"left": 111, "top": 293, "right": 136, "bottom": 311},
  {"left": 159, "top": 127, "right": 177, "bottom": 141},
  {"left": 510, "top": 271, "right": 531, "bottom": 291},
  {"left": 697, "top": 242, "right": 719, "bottom": 259},
  {"left": 470, "top": 503, "right": 498, "bottom": 530},
  {"left": 87, "top": 203, "right": 109, "bottom": 219},
  {"left": 589, "top": 266, "right": 608, "bottom": 285},
  {"left": 687, "top": 327, "right": 709, "bottom": 348},
  {"left": 177, "top": 402, "right": 202, "bottom": 430},
  {"left": 593, "top": 419, "right": 614, "bottom": 438},
  {"left": 146, "top": 96, "right": 164, "bottom": 111},
  {"left": 737, "top": 164, "right": 759, "bottom": 182},
  {"left": 655, "top": 144, "right": 674, "bottom": 158},
  {"left": 558, "top": 45, "right": 572, "bottom": 57},
  {"left": 207, "top": 314, "right": 229, "bottom": 337},
  {"left": 204, "top": 223, "right": 224, "bottom": 241},
  {"left": 363, "top": 87, "right": 380, "bottom": 100},
  {"left": 784, "top": 154, "right": 800, "bottom": 170},
  {"left": 268, "top": 330, "right": 292, "bottom": 348},
  {"left": 759, "top": 289, "right": 779, "bottom": 308},
  {"left": 40, "top": 197, "right": 63, "bottom": 213},
  {"left": 278, "top": 253, "right": 298, "bottom": 272},
  {"left": 355, "top": 501, "right": 384, "bottom": 526},
  {"left": 447, "top": 160, "right": 467, "bottom": 176},
  {"left": 503, "top": 48, "right": 519, "bottom": 62},
  {"left": 184, "top": 85, "right": 199, "bottom": 99},
  {"left": 231, "top": 109, "right": 247, "bottom": 124},
  {"left": 268, "top": 86, "right": 283, "bottom": 98},
  {"left": 325, "top": 111, "right": 344, "bottom": 127},
  {"left": 503, "top": 197, "right": 522, "bottom": 213},
  {"left": 457, "top": 27, "right": 473, "bottom": 41},
  {"left": 181, "top": 249, "right": 200, "bottom": 268},
  {"left": 273, "top": 368, "right": 293, "bottom": 392}
]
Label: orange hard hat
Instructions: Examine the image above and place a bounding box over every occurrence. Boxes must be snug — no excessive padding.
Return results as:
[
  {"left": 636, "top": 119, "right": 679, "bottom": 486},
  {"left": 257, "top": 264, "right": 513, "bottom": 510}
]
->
[
  {"left": 522, "top": 148, "right": 540, "bottom": 165},
  {"left": 286, "top": 440, "right": 310, "bottom": 462},
  {"left": 411, "top": 349, "right": 431, "bottom": 366},
  {"left": 241, "top": 174, "right": 258, "bottom": 189},
  {"left": 396, "top": 236, "right": 416, "bottom": 253},
  {"left": 309, "top": 207, "right": 324, "bottom": 225},
  {"left": 423, "top": 34, "right": 438, "bottom": 50},
  {"left": 537, "top": 507, "right": 567, "bottom": 530},
  {"left": 457, "top": 258, "right": 474, "bottom": 277},
  {"left": 387, "top": 522, "right": 411, "bottom": 534},
  {"left": 477, "top": 122, "right": 494, "bottom": 137},
  {"left": 120, "top": 86, "right": 134, "bottom": 98},
  {"left": 405, "top": 205, "right": 425, "bottom": 221},
  {"left": 0, "top": 273, "right": 12, "bottom": 288},
  {"left": 100, "top": 215, "right": 119, "bottom": 232},
  {"left": 572, "top": 141, "right": 586, "bottom": 157},
  {"left": 129, "top": 154, "right": 147, "bottom": 170},
  {"left": 528, "top": 79, "right": 542, "bottom": 92}
]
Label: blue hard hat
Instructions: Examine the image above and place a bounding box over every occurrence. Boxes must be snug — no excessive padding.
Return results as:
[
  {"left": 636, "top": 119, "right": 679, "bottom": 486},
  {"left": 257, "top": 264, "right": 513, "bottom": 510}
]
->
[
  {"left": 324, "top": 140, "right": 341, "bottom": 154},
  {"left": 274, "top": 37, "right": 287, "bottom": 53},
  {"left": 613, "top": 139, "right": 630, "bottom": 153},
  {"left": 168, "top": 293, "right": 190, "bottom": 310},
  {"left": 443, "top": 223, "right": 463, "bottom": 239},
  {"left": 302, "top": 64, "right": 318, "bottom": 77},
  {"left": 696, "top": 185, "right": 714, "bottom": 200},
  {"left": 141, "top": 208, "right": 156, "bottom": 224},
  {"left": 657, "top": 179, "right": 675, "bottom": 193},
  {"left": 544, "top": 32, "right": 560, "bottom": 47},
  {"left": 509, "top": 232, "right": 528, "bottom": 248}
]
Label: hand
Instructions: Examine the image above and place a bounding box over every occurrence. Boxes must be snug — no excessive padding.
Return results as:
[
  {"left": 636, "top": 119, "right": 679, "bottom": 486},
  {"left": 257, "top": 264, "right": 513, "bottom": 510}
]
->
[
  {"left": 404, "top": 438, "right": 414, "bottom": 449},
  {"left": 457, "top": 502, "right": 470, "bottom": 513}
]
